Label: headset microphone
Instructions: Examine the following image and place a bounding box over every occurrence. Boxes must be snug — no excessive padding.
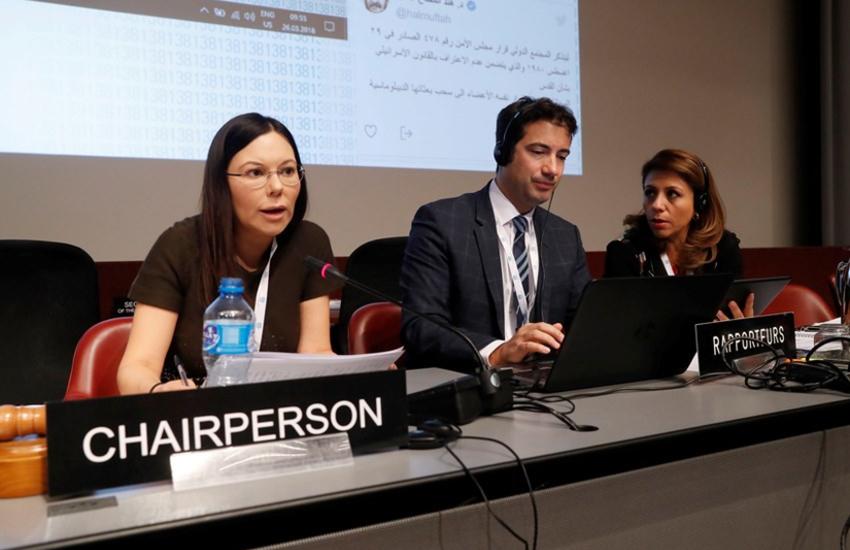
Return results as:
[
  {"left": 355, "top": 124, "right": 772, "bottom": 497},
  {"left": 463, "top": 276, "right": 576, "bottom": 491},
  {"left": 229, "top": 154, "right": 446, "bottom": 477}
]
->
[
  {"left": 694, "top": 160, "right": 710, "bottom": 214},
  {"left": 493, "top": 97, "right": 534, "bottom": 166}
]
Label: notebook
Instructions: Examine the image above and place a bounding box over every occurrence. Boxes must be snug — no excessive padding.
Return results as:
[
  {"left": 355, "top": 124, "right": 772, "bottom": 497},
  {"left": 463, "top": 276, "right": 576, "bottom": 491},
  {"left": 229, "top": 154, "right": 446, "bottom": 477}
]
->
[{"left": 516, "top": 274, "right": 733, "bottom": 392}]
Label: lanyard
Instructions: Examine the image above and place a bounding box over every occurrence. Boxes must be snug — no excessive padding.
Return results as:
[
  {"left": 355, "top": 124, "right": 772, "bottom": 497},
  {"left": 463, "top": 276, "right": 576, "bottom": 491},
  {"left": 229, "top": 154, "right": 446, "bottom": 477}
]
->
[
  {"left": 497, "top": 217, "right": 535, "bottom": 324},
  {"left": 660, "top": 252, "right": 676, "bottom": 276},
  {"left": 252, "top": 238, "right": 278, "bottom": 350},
  {"left": 660, "top": 252, "right": 691, "bottom": 276}
]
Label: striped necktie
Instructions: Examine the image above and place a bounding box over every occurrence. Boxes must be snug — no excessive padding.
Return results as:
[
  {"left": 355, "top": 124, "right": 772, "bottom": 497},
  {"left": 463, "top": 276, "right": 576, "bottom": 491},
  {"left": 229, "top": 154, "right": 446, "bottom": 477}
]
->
[{"left": 512, "top": 215, "right": 530, "bottom": 327}]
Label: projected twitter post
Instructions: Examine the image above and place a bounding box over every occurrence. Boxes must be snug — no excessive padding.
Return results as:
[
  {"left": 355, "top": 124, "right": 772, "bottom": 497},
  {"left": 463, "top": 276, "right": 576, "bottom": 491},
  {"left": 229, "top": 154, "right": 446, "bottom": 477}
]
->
[{"left": 1, "top": 0, "right": 580, "bottom": 173}]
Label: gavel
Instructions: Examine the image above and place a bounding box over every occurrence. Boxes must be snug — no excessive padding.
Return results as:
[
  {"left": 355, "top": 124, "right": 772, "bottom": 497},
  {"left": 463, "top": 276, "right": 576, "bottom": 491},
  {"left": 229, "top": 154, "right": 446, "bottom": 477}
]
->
[{"left": 0, "top": 404, "right": 48, "bottom": 498}]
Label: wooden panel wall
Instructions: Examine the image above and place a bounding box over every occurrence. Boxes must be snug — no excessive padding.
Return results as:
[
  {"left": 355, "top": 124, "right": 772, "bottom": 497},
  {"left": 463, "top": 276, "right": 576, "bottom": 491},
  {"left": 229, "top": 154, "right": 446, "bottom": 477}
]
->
[{"left": 97, "top": 247, "right": 849, "bottom": 321}]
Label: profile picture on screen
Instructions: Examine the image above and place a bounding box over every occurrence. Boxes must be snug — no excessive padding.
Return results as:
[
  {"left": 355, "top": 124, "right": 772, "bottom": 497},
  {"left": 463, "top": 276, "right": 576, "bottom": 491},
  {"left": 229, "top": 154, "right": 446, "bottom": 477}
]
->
[{"left": 365, "top": 0, "right": 389, "bottom": 13}]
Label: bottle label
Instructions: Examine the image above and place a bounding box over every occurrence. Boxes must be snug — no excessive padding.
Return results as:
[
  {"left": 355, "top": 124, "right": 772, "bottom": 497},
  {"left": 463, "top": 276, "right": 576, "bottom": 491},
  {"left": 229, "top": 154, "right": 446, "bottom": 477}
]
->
[{"left": 203, "top": 321, "right": 253, "bottom": 354}]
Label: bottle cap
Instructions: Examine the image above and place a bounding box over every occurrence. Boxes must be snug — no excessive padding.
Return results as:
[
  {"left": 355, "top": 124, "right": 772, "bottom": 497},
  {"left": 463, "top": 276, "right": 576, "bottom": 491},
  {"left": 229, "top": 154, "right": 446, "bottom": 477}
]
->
[{"left": 219, "top": 277, "right": 244, "bottom": 294}]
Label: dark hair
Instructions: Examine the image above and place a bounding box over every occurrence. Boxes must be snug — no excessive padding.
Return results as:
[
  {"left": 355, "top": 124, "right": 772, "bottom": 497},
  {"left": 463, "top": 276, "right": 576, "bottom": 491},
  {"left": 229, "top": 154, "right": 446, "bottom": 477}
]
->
[
  {"left": 494, "top": 96, "right": 578, "bottom": 166},
  {"left": 623, "top": 148, "right": 726, "bottom": 272},
  {"left": 199, "top": 112, "right": 308, "bottom": 302}
]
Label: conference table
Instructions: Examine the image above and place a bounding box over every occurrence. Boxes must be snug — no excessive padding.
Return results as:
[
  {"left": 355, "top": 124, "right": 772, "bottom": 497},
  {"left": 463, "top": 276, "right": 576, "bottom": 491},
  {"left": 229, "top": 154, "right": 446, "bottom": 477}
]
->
[{"left": 2, "top": 368, "right": 850, "bottom": 549}]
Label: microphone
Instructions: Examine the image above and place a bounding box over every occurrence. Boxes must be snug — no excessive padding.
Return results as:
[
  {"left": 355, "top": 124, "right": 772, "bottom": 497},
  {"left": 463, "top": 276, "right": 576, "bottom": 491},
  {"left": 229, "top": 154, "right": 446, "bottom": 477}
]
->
[{"left": 304, "top": 256, "right": 511, "bottom": 418}]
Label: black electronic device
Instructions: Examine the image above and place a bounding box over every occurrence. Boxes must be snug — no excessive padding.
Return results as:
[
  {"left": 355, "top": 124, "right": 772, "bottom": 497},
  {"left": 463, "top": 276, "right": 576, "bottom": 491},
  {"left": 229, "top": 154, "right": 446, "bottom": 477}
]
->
[
  {"left": 405, "top": 418, "right": 462, "bottom": 450},
  {"left": 406, "top": 372, "right": 481, "bottom": 425},
  {"left": 493, "top": 97, "right": 534, "bottom": 166},
  {"left": 516, "top": 274, "right": 733, "bottom": 392},
  {"left": 719, "top": 276, "right": 790, "bottom": 317},
  {"left": 695, "top": 160, "right": 710, "bottom": 213},
  {"left": 304, "top": 256, "right": 513, "bottom": 424}
]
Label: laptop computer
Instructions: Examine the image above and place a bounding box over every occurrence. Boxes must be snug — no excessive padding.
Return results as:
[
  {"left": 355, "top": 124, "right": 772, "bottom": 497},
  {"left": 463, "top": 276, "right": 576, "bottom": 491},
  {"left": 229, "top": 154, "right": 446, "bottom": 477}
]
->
[{"left": 516, "top": 274, "right": 733, "bottom": 392}]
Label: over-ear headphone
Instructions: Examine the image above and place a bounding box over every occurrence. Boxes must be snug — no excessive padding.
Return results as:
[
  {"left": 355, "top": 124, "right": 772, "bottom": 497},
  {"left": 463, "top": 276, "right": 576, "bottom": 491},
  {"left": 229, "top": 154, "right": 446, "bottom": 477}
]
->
[
  {"left": 405, "top": 419, "right": 462, "bottom": 450},
  {"left": 694, "top": 160, "right": 710, "bottom": 214},
  {"left": 493, "top": 97, "right": 535, "bottom": 166}
]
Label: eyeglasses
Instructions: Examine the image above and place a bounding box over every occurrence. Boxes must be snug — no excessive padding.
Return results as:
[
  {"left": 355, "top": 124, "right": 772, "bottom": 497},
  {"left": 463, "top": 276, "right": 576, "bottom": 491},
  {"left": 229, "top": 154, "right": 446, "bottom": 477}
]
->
[{"left": 226, "top": 165, "right": 304, "bottom": 188}]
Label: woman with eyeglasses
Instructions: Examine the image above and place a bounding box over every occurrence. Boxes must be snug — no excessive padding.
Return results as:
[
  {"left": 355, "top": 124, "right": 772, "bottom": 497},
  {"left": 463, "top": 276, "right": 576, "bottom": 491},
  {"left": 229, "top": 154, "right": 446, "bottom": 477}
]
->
[
  {"left": 117, "top": 113, "right": 340, "bottom": 394},
  {"left": 604, "top": 148, "right": 752, "bottom": 319}
]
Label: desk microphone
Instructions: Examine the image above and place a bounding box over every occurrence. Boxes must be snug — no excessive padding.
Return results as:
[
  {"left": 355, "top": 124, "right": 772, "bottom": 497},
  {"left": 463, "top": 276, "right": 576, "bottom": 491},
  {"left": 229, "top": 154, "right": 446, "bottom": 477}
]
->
[{"left": 304, "top": 256, "right": 512, "bottom": 418}]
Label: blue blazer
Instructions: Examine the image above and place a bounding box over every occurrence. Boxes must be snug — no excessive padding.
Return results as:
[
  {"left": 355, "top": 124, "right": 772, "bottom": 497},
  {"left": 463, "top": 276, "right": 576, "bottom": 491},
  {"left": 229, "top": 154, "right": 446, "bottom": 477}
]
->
[{"left": 400, "top": 184, "right": 591, "bottom": 373}]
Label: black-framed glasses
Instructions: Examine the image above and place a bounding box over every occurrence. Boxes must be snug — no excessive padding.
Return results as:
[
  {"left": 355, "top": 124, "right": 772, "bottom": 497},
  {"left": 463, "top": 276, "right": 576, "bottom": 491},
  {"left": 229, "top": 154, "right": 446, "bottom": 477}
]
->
[{"left": 226, "top": 165, "right": 304, "bottom": 188}]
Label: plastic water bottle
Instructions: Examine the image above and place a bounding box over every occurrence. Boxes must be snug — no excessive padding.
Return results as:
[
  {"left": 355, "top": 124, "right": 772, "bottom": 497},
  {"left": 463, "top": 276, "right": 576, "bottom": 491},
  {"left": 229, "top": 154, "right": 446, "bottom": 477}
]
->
[{"left": 202, "top": 277, "right": 254, "bottom": 387}]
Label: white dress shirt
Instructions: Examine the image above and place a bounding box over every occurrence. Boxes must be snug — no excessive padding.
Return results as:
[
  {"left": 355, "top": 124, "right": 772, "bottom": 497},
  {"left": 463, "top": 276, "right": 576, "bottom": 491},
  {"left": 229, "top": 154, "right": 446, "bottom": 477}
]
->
[{"left": 479, "top": 180, "right": 539, "bottom": 364}]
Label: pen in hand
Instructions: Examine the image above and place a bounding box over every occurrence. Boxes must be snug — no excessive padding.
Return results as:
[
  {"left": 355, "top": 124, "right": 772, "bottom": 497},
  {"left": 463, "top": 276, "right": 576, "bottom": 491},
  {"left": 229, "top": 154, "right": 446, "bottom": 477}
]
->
[{"left": 174, "top": 354, "right": 190, "bottom": 387}]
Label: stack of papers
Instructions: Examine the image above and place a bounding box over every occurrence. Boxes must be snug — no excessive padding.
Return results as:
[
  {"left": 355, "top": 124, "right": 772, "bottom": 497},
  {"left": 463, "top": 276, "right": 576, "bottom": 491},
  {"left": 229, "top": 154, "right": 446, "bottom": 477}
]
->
[
  {"left": 246, "top": 348, "right": 404, "bottom": 383},
  {"left": 794, "top": 317, "right": 842, "bottom": 353}
]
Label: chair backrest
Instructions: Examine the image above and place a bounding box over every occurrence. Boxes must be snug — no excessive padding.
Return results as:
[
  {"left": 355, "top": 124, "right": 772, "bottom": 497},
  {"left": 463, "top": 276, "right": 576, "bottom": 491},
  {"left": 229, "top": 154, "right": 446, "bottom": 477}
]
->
[
  {"left": 0, "top": 240, "right": 99, "bottom": 404},
  {"left": 762, "top": 283, "right": 836, "bottom": 326},
  {"left": 64, "top": 317, "right": 132, "bottom": 400},
  {"left": 347, "top": 302, "right": 402, "bottom": 355},
  {"left": 335, "top": 236, "right": 408, "bottom": 353}
]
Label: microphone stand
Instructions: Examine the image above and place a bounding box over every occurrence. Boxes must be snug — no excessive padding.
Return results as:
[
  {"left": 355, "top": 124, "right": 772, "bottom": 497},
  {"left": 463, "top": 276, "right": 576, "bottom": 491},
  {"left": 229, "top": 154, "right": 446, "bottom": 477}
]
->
[{"left": 304, "top": 256, "right": 513, "bottom": 422}]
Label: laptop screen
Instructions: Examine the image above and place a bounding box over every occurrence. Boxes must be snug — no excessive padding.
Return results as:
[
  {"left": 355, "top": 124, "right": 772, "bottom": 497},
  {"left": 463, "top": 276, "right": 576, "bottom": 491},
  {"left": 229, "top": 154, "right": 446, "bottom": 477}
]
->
[{"left": 541, "top": 274, "right": 733, "bottom": 392}]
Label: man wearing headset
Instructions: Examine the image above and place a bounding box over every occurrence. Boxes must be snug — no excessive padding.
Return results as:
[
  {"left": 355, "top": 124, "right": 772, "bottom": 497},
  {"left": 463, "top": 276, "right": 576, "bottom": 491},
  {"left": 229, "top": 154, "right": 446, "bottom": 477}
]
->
[{"left": 400, "top": 96, "right": 590, "bottom": 373}]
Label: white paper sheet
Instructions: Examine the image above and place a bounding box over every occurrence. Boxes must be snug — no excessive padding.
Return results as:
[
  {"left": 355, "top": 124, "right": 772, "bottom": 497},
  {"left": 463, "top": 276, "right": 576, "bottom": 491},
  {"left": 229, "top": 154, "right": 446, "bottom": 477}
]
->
[{"left": 246, "top": 348, "right": 404, "bottom": 383}]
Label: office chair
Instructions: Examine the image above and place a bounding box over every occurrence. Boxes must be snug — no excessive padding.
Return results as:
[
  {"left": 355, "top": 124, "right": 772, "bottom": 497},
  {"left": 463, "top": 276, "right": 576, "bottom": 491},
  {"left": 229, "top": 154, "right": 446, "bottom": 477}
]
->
[
  {"left": 64, "top": 317, "right": 132, "bottom": 400},
  {"left": 347, "top": 302, "right": 403, "bottom": 355},
  {"left": 0, "top": 240, "right": 99, "bottom": 404},
  {"left": 762, "top": 283, "right": 836, "bottom": 326},
  {"left": 334, "top": 236, "right": 408, "bottom": 353}
]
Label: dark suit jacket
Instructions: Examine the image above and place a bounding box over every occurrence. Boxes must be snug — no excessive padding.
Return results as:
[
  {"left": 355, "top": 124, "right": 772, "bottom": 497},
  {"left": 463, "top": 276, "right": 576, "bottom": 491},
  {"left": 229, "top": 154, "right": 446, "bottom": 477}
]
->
[
  {"left": 400, "top": 184, "right": 591, "bottom": 373},
  {"left": 604, "top": 228, "right": 743, "bottom": 278}
]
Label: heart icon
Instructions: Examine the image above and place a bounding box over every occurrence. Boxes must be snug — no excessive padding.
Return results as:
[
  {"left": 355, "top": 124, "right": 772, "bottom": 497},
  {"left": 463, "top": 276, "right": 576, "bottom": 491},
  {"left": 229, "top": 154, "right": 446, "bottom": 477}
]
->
[{"left": 364, "top": 125, "right": 378, "bottom": 138}]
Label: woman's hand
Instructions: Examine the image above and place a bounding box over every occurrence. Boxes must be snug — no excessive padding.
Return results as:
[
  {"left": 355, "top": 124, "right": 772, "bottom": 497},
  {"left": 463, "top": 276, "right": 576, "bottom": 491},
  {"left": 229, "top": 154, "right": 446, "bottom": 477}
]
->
[{"left": 715, "top": 292, "right": 755, "bottom": 321}]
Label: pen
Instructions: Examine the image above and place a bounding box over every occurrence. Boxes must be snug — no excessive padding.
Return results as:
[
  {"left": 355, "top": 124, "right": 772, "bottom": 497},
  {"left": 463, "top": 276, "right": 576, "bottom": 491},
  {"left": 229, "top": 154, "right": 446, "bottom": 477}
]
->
[{"left": 174, "top": 354, "right": 190, "bottom": 387}]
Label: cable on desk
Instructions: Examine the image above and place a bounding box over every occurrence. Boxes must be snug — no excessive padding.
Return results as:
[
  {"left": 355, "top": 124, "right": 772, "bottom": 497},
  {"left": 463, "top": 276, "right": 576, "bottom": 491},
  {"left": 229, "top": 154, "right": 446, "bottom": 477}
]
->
[
  {"left": 442, "top": 439, "right": 533, "bottom": 550},
  {"left": 511, "top": 374, "right": 712, "bottom": 432},
  {"left": 720, "top": 335, "right": 850, "bottom": 393},
  {"left": 461, "top": 435, "right": 539, "bottom": 550},
  {"left": 408, "top": 419, "right": 538, "bottom": 548},
  {"left": 564, "top": 377, "right": 699, "bottom": 400},
  {"left": 512, "top": 397, "right": 586, "bottom": 432}
]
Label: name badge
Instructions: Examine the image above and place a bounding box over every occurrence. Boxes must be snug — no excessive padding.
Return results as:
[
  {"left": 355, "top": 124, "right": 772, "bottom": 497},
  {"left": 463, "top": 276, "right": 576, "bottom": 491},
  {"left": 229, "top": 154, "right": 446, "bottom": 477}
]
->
[{"left": 695, "top": 313, "right": 796, "bottom": 376}]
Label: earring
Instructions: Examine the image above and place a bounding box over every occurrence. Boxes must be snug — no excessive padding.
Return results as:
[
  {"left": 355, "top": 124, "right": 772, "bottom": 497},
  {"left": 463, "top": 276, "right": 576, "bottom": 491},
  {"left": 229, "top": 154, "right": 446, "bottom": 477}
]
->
[{"left": 693, "top": 212, "right": 700, "bottom": 222}]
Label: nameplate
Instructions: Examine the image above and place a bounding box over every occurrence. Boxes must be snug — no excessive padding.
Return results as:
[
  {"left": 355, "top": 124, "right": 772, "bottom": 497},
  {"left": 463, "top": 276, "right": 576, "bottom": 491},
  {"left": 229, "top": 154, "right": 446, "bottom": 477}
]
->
[
  {"left": 695, "top": 313, "right": 796, "bottom": 375},
  {"left": 46, "top": 370, "right": 406, "bottom": 497}
]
